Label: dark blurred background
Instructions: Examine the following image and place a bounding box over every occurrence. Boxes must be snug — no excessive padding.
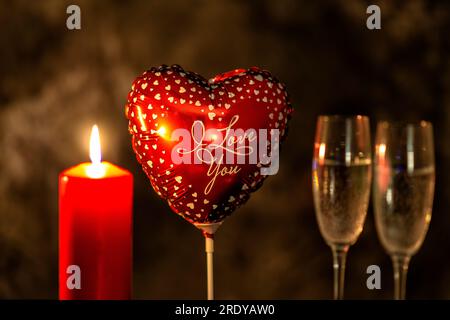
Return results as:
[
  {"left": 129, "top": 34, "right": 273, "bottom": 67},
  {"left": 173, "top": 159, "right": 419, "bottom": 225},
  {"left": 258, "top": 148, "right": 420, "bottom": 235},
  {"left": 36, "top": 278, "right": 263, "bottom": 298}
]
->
[{"left": 1, "top": 0, "right": 450, "bottom": 299}]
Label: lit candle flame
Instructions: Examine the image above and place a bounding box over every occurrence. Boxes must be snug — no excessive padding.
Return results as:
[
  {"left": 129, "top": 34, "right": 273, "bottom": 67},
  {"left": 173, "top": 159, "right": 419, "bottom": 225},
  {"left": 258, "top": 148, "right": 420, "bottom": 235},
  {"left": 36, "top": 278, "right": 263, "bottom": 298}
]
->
[
  {"left": 87, "top": 124, "right": 106, "bottom": 178},
  {"left": 90, "top": 125, "right": 102, "bottom": 165}
]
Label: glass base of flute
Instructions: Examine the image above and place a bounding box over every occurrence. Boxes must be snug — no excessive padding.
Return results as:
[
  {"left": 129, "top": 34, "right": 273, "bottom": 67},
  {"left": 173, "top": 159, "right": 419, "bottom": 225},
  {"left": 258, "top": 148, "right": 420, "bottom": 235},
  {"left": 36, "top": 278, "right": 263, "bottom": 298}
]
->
[
  {"left": 331, "top": 244, "right": 349, "bottom": 300},
  {"left": 391, "top": 254, "right": 410, "bottom": 300}
]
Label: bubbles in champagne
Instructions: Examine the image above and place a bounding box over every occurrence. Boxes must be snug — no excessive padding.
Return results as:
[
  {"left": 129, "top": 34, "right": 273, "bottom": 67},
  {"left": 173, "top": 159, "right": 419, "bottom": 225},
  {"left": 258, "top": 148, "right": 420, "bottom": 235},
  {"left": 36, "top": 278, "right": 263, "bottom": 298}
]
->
[
  {"left": 373, "top": 166, "right": 435, "bottom": 256},
  {"left": 312, "top": 160, "right": 372, "bottom": 246}
]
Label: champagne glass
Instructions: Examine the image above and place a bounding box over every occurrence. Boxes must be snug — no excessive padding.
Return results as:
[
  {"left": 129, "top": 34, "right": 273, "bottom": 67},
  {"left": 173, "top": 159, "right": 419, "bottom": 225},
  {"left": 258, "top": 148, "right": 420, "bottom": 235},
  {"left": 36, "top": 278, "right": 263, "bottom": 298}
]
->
[
  {"left": 373, "top": 121, "right": 435, "bottom": 300},
  {"left": 312, "top": 115, "right": 372, "bottom": 300}
]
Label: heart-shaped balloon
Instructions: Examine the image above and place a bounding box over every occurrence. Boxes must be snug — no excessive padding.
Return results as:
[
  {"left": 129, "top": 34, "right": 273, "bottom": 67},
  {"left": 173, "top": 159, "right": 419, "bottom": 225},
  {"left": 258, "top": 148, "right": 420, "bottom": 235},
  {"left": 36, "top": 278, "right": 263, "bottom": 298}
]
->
[{"left": 125, "top": 64, "right": 292, "bottom": 229}]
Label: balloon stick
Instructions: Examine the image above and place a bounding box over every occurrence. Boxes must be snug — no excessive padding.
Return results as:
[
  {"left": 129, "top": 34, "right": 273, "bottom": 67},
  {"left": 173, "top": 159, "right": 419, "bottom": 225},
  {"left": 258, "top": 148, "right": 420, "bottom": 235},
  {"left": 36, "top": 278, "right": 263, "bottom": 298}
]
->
[
  {"left": 195, "top": 222, "right": 221, "bottom": 300},
  {"left": 205, "top": 234, "right": 214, "bottom": 300}
]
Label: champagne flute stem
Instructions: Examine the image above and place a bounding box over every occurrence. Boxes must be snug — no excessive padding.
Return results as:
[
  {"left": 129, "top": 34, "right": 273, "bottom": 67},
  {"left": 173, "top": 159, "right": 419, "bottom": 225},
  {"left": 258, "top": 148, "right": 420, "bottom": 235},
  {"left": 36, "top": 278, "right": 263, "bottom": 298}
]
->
[
  {"left": 392, "top": 254, "right": 410, "bottom": 300},
  {"left": 331, "top": 244, "right": 349, "bottom": 300},
  {"left": 205, "top": 234, "right": 214, "bottom": 300}
]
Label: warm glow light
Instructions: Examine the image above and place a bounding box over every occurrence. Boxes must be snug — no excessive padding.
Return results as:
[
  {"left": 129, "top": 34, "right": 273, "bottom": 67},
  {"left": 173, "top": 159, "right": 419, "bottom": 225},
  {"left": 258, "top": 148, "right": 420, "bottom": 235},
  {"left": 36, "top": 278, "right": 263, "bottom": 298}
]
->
[
  {"left": 87, "top": 125, "right": 106, "bottom": 178},
  {"left": 318, "top": 143, "right": 326, "bottom": 160},
  {"left": 378, "top": 143, "right": 386, "bottom": 159},
  {"left": 154, "top": 125, "right": 170, "bottom": 140},
  {"left": 157, "top": 126, "right": 167, "bottom": 137}
]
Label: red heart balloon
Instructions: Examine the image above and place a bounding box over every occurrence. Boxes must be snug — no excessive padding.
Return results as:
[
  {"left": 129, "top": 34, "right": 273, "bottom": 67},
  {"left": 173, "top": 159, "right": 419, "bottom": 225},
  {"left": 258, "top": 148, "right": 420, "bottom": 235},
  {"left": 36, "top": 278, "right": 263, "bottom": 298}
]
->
[{"left": 125, "top": 65, "right": 292, "bottom": 229}]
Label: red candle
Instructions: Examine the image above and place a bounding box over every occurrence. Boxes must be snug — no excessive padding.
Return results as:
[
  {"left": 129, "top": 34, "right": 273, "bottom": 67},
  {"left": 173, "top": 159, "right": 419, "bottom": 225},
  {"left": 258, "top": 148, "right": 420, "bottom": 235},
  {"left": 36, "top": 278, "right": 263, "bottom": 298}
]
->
[{"left": 59, "top": 125, "right": 133, "bottom": 300}]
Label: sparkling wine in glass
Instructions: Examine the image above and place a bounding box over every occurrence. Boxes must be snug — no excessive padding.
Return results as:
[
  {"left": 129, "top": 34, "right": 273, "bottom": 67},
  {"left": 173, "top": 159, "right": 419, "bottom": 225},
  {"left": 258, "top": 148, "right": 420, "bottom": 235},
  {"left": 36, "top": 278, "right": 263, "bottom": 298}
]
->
[
  {"left": 373, "top": 121, "right": 435, "bottom": 300},
  {"left": 312, "top": 115, "right": 372, "bottom": 299}
]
